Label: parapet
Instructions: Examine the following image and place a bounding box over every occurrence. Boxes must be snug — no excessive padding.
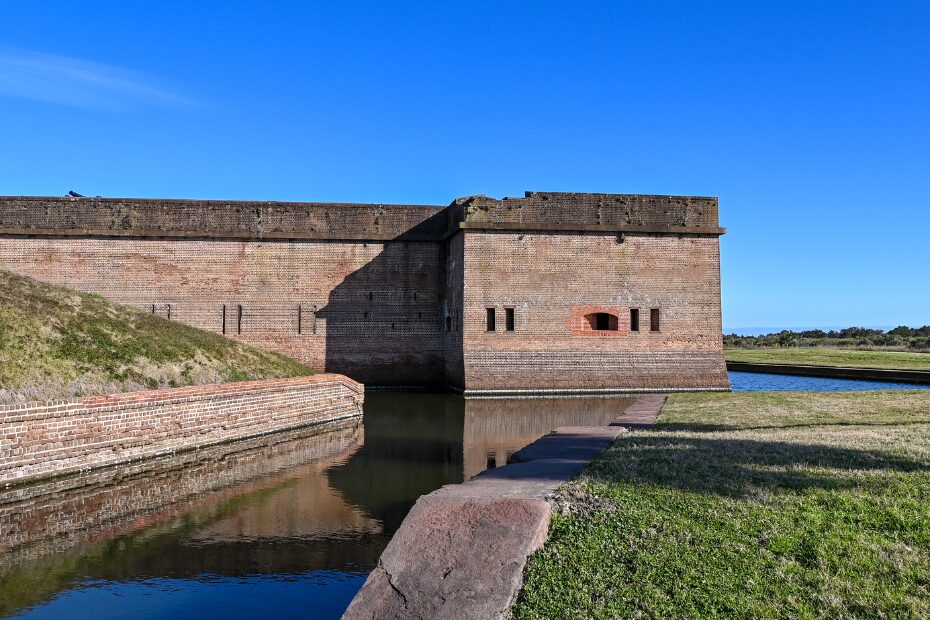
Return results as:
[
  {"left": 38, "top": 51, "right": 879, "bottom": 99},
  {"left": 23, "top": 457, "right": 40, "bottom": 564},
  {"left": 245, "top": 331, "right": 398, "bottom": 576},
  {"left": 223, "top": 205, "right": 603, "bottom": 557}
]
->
[
  {"left": 0, "top": 191, "right": 724, "bottom": 242},
  {"left": 0, "top": 196, "right": 448, "bottom": 242},
  {"left": 450, "top": 191, "right": 723, "bottom": 235}
]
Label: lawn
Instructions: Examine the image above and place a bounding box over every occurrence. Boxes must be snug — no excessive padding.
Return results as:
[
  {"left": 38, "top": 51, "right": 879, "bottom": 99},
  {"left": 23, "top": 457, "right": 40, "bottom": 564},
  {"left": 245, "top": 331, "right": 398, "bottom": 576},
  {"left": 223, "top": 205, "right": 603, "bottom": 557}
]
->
[
  {"left": 513, "top": 391, "right": 930, "bottom": 619},
  {"left": 725, "top": 347, "right": 930, "bottom": 371}
]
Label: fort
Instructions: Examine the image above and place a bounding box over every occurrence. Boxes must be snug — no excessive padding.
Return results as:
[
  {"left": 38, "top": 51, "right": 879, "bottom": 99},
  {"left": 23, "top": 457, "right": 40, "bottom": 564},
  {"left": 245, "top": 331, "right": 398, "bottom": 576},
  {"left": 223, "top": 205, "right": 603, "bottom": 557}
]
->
[{"left": 0, "top": 191, "right": 728, "bottom": 395}]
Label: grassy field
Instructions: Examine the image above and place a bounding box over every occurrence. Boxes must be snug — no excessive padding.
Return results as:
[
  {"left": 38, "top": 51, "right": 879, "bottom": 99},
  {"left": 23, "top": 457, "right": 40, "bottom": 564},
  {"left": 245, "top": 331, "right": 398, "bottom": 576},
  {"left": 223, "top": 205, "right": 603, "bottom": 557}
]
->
[
  {"left": 0, "top": 270, "right": 312, "bottom": 404},
  {"left": 514, "top": 391, "right": 930, "bottom": 619},
  {"left": 725, "top": 347, "right": 930, "bottom": 371}
]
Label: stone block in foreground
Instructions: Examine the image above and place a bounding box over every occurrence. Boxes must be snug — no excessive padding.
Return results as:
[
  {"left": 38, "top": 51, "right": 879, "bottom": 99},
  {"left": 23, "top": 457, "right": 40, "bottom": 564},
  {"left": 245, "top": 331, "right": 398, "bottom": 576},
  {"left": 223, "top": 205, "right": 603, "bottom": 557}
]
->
[
  {"left": 343, "top": 426, "right": 626, "bottom": 620},
  {"left": 344, "top": 395, "right": 669, "bottom": 620},
  {"left": 345, "top": 494, "right": 551, "bottom": 619}
]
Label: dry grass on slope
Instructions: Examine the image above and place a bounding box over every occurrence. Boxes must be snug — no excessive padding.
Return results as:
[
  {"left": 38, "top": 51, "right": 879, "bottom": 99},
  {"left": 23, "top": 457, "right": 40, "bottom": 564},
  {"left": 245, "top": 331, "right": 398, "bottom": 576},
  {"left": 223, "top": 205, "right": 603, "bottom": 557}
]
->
[{"left": 0, "top": 270, "right": 312, "bottom": 404}]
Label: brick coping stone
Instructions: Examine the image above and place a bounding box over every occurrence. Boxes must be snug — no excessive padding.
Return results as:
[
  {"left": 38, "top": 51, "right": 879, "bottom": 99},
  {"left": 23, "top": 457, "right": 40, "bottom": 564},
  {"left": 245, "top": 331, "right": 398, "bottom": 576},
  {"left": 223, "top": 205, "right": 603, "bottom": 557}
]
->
[{"left": 342, "top": 394, "right": 668, "bottom": 620}]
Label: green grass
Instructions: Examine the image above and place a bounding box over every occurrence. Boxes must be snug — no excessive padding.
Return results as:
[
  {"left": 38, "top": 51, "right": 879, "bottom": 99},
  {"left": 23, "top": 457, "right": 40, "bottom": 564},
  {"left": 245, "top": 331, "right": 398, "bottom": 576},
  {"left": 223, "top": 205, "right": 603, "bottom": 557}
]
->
[
  {"left": 725, "top": 347, "right": 930, "bottom": 371},
  {"left": 513, "top": 391, "right": 930, "bottom": 619},
  {"left": 0, "top": 269, "right": 312, "bottom": 404}
]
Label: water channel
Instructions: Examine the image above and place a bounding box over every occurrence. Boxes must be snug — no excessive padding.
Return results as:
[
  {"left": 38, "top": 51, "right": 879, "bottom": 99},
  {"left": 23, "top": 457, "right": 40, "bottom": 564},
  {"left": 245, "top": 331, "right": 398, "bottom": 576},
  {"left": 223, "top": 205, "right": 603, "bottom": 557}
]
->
[
  {"left": 0, "top": 393, "right": 635, "bottom": 619},
  {"left": 729, "top": 370, "right": 930, "bottom": 392},
  {"left": 2, "top": 372, "right": 927, "bottom": 619}
]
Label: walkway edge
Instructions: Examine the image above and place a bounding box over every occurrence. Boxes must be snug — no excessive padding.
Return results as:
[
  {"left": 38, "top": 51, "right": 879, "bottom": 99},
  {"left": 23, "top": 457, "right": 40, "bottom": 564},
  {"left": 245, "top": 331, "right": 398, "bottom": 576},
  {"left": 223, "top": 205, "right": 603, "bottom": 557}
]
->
[{"left": 342, "top": 394, "right": 668, "bottom": 620}]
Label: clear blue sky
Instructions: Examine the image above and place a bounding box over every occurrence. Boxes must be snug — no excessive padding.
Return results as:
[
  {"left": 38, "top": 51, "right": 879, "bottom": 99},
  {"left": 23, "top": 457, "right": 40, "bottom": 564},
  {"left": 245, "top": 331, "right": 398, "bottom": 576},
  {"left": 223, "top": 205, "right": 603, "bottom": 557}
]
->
[{"left": 1, "top": 1, "right": 928, "bottom": 330}]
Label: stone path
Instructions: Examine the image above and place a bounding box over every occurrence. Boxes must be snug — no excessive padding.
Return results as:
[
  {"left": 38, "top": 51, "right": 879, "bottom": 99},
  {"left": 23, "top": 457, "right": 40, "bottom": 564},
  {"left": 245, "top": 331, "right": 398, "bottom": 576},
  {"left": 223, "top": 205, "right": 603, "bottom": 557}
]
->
[
  {"left": 610, "top": 393, "right": 666, "bottom": 429},
  {"left": 342, "top": 393, "right": 668, "bottom": 620}
]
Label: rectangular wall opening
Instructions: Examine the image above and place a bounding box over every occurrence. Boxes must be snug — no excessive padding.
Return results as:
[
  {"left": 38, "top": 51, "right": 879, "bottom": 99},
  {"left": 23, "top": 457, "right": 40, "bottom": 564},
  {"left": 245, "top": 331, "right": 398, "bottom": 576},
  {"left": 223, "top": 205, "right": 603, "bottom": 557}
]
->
[
  {"left": 237, "top": 304, "right": 243, "bottom": 334},
  {"left": 650, "top": 308, "right": 660, "bottom": 332},
  {"left": 630, "top": 308, "right": 639, "bottom": 332},
  {"left": 505, "top": 307, "right": 515, "bottom": 331},
  {"left": 486, "top": 307, "right": 496, "bottom": 332}
]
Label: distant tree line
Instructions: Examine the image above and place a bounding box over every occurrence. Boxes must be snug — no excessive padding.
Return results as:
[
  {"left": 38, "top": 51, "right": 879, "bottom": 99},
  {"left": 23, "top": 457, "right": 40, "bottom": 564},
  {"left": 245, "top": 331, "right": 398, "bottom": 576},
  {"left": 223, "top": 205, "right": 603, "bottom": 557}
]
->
[{"left": 724, "top": 326, "right": 930, "bottom": 351}]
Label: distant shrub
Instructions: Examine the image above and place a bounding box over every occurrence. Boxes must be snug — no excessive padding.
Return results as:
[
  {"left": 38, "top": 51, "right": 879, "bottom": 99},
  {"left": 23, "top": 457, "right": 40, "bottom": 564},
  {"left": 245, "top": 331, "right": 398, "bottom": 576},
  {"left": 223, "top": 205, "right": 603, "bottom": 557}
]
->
[{"left": 724, "top": 325, "right": 930, "bottom": 352}]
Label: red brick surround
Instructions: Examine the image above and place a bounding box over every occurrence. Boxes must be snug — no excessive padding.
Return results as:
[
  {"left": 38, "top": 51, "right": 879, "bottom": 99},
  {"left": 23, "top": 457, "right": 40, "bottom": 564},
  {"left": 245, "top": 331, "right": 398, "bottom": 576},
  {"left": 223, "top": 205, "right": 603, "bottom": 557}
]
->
[
  {"left": 0, "top": 374, "right": 363, "bottom": 485},
  {"left": 566, "top": 305, "right": 630, "bottom": 336}
]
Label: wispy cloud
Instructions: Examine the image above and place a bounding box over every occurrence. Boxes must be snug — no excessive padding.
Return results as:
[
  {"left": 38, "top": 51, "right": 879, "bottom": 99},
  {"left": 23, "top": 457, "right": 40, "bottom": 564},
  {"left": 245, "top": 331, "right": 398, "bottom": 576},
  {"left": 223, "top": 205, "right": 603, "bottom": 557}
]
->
[{"left": 0, "top": 49, "right": 199, "bottom": 110}]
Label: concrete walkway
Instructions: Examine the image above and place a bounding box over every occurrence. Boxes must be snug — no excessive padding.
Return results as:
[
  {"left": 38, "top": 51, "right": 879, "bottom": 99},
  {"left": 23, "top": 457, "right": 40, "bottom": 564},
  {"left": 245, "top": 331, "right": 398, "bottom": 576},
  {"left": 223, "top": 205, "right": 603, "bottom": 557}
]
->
[
  {"left": 610, "top": 393, "right": 666, "bottom": 428},
  {"left": 342, "top": 394, "right": 667, "bottom": 620}
]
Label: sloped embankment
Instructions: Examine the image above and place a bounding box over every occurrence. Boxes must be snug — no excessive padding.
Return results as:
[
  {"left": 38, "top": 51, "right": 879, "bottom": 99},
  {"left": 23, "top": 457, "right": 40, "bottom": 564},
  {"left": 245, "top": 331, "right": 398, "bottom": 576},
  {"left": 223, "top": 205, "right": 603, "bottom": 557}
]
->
[{"left": 0, "top": 269, "right": 312, "bottom": 404}]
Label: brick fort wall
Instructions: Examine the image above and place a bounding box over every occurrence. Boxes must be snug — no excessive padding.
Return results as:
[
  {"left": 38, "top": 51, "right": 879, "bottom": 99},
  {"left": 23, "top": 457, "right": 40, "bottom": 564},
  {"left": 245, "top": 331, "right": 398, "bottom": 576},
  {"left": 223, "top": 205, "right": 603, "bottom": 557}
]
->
[
  {"left": 0, "top": 192, "right": 728, "bottom": 393},
  {"left": 0, "top": 236, "right": 447, "bottom": 386},
  {"left": 459, "top": 231, "right": 728, "bottom": 392}
]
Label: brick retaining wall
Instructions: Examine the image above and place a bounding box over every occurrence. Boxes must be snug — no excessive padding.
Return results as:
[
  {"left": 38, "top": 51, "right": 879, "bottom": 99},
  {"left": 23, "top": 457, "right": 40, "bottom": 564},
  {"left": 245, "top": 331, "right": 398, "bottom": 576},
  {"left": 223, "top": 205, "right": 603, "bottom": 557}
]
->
[
  {"left": 0, "top": 419, "right": 365, "bottom": 574},
  {"left": 0, "top": 374, "right": 363, "bottom": 485}
]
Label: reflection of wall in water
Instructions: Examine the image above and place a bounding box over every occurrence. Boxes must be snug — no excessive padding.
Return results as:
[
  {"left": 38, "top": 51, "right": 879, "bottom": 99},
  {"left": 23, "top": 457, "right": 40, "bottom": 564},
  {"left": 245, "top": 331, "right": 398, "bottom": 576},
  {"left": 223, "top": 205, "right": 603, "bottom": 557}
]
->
[
  {"left": 326, "top": 393, "right": 465, "bottom": 532},
  {"left": 0, "top": 418, "right": 365, "bottom": 572},
  {"left": 461, "top": 397, "right": 635, "bottom": 479}
]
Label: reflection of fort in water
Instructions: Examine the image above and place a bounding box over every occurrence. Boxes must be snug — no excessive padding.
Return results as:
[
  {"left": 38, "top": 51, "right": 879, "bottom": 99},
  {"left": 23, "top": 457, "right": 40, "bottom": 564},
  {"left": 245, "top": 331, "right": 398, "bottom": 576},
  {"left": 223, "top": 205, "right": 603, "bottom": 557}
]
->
[
  {"left": 1, "top": 418, "right": 370, "bottom": 570},
  {"left": 0, "top": 394, "right": 634, "bottom": 616},
  {"left": 461, "top": 397, "right": 635, "bottom": 479}
]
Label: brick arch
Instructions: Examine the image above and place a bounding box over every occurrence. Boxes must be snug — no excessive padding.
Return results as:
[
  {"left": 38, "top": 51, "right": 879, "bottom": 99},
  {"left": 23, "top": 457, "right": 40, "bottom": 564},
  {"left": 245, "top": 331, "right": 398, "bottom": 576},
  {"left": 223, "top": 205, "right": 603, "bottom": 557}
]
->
[
  {"left": 566, "top": 305, "right": 629, "bottom": 337},
  {"left": 585, "top": 312, "right": 618, "bottom": 331}
]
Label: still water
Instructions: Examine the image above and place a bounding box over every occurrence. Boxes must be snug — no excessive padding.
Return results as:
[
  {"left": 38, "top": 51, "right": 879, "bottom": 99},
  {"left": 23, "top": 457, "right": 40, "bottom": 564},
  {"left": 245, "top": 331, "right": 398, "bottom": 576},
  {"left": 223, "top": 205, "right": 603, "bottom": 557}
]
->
[
  {"left": 4, "top": 375, "right": 926, "bottom": 619},
  {"left": 0, "top": 394, "right": 634, "bottom": 620},
  {"left": 729, "top": 370, "right": 930, "bottom": 392}
]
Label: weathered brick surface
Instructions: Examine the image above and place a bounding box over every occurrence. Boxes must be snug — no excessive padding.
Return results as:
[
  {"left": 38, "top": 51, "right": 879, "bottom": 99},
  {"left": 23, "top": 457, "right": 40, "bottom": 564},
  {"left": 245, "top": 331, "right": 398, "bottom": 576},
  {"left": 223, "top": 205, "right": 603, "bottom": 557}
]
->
[
  {"left": 443, "top": 231, "right": 466, "bottom": 390},
  {"left": 0, "top": 418, "right": 364, "bottom": 566},
  {"left": 0, "top": 192, "right": 728, "bottom": 393},
  {"left": 453, "top": 191, "right": 721, "bottom": 231},
  {"left": 0, "top": 196, "right": 447, "bottom": 240},
  {"left": 460, "top": 231, "right": 728, "bottom": 391},
  {"left": 0, "top": 236, "right": 447, "bottom": 386},
  {"left": 565, "top": 304, "right": 629, "bottom": 336},
  {"left": 0, "top": 374, "right": 363, "bottom": 484}
]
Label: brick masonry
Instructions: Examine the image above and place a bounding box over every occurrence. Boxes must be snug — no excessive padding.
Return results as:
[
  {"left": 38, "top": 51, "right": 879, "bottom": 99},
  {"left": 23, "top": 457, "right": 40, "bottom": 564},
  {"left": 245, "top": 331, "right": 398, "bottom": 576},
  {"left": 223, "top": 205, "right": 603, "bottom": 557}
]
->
[
  {"left": 0, "top": 191, "right": 729, "bottom": 393},
  {"left": 565, "top": 305, "right": 629, "bottom": 336},
  {"left": 460, "top": 231, "right": 728, "bottom": 392},
  {"left": 0, "top": 418, "right": 365, "bottom": 570},
  {"left": 0, "top": 374, "right": 364, "bottom": 485}
]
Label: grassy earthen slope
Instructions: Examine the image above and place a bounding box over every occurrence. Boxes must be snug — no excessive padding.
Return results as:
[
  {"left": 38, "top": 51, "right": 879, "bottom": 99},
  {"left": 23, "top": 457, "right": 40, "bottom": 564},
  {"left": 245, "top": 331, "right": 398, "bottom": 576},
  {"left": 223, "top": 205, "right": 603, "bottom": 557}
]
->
[
  {"left": 0, "top": 269, "right": 312, "bottom": 404},
  {"left": 725, "top": 347, "right": 930, "bottom": 371},
  {"left": 514, "top": 390, "right": 930, "bottom": 619}
]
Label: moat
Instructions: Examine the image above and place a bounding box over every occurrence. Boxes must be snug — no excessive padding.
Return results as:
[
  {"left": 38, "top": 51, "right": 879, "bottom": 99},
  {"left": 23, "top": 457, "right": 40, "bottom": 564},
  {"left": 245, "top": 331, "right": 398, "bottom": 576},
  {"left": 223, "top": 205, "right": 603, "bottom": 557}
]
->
[
  {"left": 0, "top": 393, "right": 635, "bottom": 620},
  {"left": 3, "top": 373, "right": 927, "bottom": 619}
]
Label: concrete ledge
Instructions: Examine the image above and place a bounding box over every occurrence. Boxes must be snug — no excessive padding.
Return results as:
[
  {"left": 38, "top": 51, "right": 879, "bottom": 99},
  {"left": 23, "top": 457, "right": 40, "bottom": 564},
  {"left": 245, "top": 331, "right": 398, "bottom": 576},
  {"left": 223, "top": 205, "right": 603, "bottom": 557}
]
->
[
  {"left": 343, "top": 395, "right": 668, "bottom": 619},
  {"left": 461, "top": 386, "right": 728, "bottom": 399},
  {"left": 451, "top": 221, "right": 726, "bottom": 237},
  {"left": 726, "top": 361, "right": 930, "bottom": 385}
]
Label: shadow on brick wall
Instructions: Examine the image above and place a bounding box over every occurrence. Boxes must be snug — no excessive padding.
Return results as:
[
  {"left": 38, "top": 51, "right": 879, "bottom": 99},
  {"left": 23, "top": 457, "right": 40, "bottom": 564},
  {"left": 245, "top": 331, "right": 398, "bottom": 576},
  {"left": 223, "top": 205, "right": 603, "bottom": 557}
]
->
[{"left": 317, "top": 213, "right": 451, "bottom": 388}]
